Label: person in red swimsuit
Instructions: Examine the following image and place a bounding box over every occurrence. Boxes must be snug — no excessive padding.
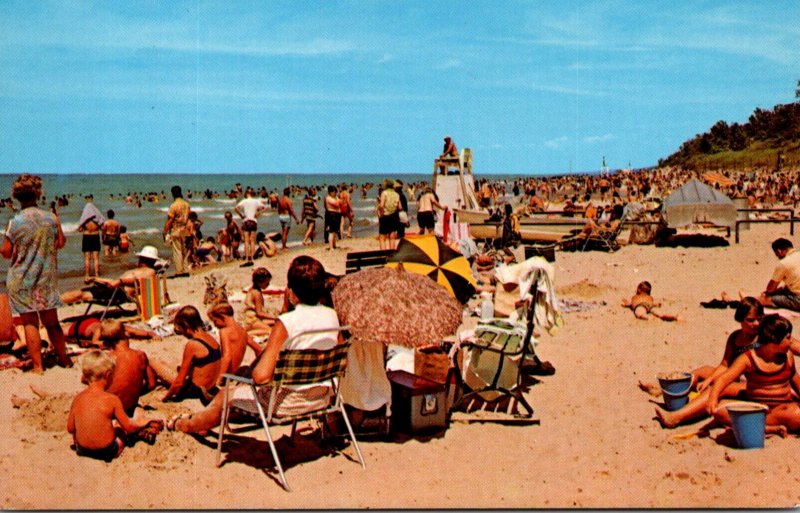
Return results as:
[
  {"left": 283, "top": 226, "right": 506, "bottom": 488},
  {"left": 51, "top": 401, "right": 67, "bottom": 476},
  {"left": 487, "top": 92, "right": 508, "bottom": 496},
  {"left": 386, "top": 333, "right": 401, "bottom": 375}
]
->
[{"left": 708, "top": 314, "right": 800, "bottom": 437}]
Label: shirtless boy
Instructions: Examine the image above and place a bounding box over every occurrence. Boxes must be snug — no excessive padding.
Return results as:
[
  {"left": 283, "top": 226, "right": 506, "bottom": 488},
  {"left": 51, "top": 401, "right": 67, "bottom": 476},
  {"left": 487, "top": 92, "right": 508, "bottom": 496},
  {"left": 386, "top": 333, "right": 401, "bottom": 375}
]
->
[
  {"left": 621, "top": 281, "right": 681, "bottom": 322},
  {"left": 67, "top": 350, "right": 162, "bottom": 461},
  {"left": 207, "top": 302, "right": 263, "bottom": 386},
  {"left": 103, "top": 323, "right": 157, "bottom": 417}
]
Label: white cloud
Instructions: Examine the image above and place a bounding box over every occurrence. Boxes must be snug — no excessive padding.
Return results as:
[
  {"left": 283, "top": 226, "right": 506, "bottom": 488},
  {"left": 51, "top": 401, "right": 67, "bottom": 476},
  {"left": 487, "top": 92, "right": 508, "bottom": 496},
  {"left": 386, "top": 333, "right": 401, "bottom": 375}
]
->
[
  {"left": 583, "top": 133, "right": 616, "bottom": 144},
  {"left": 544, "top": 136, "right": 568, "bottom": 150}
]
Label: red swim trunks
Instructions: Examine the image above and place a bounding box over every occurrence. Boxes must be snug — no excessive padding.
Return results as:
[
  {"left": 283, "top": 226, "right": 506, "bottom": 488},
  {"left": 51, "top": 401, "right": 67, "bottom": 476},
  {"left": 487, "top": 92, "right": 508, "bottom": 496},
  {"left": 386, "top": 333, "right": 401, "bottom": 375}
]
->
[{"left": 66, "top": 317, "right": 101, "bottom": 339}]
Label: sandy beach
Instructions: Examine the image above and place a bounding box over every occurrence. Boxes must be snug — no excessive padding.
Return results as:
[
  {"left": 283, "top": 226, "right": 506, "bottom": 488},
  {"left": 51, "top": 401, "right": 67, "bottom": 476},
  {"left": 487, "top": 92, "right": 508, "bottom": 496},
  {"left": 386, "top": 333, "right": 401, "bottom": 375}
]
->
[{"left": 2, "top": 220, "right": 800, "bottom": 509}]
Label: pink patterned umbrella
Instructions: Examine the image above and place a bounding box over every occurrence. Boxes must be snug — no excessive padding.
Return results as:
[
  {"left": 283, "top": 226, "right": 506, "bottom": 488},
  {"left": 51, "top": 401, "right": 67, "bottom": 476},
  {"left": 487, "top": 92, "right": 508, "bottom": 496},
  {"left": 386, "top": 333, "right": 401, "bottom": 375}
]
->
[{"left": 332, "top": 265, "right": 462, "bottom": 348}]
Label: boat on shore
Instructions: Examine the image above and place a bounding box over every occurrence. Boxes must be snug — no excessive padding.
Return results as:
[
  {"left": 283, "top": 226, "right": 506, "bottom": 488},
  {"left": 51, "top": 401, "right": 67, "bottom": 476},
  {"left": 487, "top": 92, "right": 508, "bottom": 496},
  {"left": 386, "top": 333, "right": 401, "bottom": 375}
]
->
[{"left": 431, "top": 150, "right": 587, "bottom": 243}]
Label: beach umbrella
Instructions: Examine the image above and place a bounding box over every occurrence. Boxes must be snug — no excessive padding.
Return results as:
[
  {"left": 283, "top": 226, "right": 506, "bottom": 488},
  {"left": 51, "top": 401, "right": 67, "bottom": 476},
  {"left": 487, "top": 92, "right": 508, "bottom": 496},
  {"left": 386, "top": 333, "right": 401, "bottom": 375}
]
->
[
  {"left": 662, "top": 179, "right": 736, "bottom": 228},
  {"left": 332, "top": 266, "right": 462, "bottom": 348},
  {"left": 385, "top": 234, "right": 477, "bottom": 304}
]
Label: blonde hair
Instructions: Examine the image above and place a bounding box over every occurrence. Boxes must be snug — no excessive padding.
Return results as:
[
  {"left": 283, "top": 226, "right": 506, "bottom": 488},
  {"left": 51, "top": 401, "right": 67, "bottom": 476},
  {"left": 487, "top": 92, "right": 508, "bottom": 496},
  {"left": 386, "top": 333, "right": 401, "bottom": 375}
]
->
[
  {"left": 80, "top": 350, "right": 115, "bottom": 384},
  {"left": 207, "top": 302, "right": 234, "bottom": 319},
  {"left": 100, "top": 320, "right": 126, "bottom": 345}
]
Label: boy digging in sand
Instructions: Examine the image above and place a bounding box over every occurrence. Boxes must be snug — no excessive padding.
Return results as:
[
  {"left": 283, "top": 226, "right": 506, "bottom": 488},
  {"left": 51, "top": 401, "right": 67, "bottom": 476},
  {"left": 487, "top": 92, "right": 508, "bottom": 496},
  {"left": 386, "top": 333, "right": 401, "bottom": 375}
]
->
[
  {"left": 67, "top": 350, "right": 163, "bottom": 462},
  {"left": 103, "top": 323, "right": 157, "bottom": 417},
  {"left": 621, "top": 281, "right": 681, "bottom": 322}
]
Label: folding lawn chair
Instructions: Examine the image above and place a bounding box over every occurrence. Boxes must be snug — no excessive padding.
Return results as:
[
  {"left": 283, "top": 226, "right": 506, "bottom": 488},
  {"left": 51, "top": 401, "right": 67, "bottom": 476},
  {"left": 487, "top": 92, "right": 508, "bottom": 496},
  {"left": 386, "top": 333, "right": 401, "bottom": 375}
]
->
[
  {"left": 215, "top": 327, "right": 364, "bottom": 492},
  {"left": 559, "top": 214, "right": 627, "bottom": 252},
  {"left": 80, "top": 281, "right": 136, "bottom": 321},
  {"left": 450, "top": 271, "right": 547, "bottom": 420}
]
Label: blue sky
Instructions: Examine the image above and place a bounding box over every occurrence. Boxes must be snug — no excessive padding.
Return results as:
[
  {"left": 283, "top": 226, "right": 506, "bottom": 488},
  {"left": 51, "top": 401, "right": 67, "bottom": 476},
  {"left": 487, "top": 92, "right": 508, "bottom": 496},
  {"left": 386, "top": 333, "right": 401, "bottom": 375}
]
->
[{"left": 0, "top": 1, "right": 798, "bottom": 175}]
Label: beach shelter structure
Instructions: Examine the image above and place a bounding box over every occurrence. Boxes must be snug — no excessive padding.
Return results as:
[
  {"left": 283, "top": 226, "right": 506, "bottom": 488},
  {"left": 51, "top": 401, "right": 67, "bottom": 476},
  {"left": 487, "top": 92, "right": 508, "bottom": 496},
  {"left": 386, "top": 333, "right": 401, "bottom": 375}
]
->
[
  {"left": 385, "top": 234, "right": 477, "bottom": 304},
  {"left": 662, "top": 179, "right": 736, "bottom": 228}
]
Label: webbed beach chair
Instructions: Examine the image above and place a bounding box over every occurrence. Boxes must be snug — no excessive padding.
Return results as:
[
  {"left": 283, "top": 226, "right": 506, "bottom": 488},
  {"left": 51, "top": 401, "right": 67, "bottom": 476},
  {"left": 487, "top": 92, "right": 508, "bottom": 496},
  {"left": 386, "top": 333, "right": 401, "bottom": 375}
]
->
[
  {"left": 560, "top": 214, "right": 627, "bottom": 252},
  {"left": 215, "top": 327, "right": 364, "bottom": 491},
  {"left": 451, "top": 271, "right": 547, "bottom": 421},
  {"left": 80, "top": 282, "right": 136, "bottom": 321}
]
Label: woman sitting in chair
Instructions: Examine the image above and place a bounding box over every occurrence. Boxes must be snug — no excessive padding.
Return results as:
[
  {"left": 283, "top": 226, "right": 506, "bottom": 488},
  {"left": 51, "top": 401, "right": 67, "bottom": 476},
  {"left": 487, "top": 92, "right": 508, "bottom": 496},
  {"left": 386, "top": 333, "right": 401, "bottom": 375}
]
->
[
  {"left": 166, "top": 255, "right": 344, "bottom": 433},
  {"left": 574, "top": 204, "right": 624, "bottom": 241}
]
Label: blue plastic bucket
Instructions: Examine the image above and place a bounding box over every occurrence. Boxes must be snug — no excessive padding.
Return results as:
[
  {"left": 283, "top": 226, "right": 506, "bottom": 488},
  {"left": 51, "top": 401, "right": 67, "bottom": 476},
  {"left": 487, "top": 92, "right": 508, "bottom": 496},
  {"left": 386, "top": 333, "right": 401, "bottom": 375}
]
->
[
  {"left": 727, "top": 402, "right": 768, "bottom": 449},
  {"left": 657, "top": 372, "right": 692, "bottom": 411}
]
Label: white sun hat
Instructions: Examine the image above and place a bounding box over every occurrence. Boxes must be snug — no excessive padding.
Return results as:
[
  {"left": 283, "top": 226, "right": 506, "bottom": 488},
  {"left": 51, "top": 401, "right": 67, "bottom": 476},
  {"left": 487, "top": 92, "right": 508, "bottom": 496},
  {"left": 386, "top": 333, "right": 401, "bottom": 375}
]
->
[{"left": 135, "top": 245, "right": 160, "bottom": 261}]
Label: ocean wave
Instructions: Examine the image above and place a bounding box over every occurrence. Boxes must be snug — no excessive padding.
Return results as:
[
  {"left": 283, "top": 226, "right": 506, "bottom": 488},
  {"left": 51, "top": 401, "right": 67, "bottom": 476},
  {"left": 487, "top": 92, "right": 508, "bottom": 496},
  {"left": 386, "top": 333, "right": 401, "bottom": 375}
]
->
[
  {"left": 154, "top": 205, "right": 226, "bottom": 213},
  {"left": 60, "top": 222, "right": 79, "bottom": 234},
  {"left": 130, "top": 228, "right": 161, "bottom": 235}
]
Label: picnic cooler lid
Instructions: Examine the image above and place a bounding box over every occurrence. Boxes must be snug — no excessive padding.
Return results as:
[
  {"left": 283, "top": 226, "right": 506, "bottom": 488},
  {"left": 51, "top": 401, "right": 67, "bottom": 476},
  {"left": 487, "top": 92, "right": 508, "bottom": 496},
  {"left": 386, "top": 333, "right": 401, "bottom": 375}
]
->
[{"left": 387, "top": 369, "right": 446, "bottom": 394}]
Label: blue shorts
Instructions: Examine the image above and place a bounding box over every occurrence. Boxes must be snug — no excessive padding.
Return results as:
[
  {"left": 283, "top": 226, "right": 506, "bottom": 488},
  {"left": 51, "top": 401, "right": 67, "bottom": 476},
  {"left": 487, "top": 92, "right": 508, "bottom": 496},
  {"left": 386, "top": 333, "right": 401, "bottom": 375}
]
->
[{"left": 769, "top": 288, "right": 800, "bottom": 312}]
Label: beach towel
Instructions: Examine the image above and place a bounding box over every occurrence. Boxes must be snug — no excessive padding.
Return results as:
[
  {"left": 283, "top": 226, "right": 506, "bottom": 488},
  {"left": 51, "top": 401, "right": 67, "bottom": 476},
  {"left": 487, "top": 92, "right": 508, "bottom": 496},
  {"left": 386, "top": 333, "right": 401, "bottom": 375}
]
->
[
  {"left": 494, "top": 257, "right": 562, "bottom": 334},
  {"left": 339, "top": 338, "right": 392, "bottom": 415},
  {"left": 78, "top": 202, "right": 106, "bottom": 228}
]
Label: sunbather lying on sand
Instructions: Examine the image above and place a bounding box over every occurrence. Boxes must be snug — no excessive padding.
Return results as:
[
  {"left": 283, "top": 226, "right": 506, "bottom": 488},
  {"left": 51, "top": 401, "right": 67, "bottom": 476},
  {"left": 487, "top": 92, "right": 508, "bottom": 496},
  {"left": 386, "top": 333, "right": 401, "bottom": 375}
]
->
[
  {"left": 621, "top": 281, "right": 681, "bottom": 322},
  {"left": 65, "top": 318, "right": 160, "bottom": 348}
]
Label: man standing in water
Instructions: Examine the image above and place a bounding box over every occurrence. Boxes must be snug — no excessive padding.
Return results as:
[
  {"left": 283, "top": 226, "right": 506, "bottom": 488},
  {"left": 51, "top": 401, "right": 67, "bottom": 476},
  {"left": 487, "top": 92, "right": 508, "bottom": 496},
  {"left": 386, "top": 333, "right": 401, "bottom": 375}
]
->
[
  {"left": 235, "top": 188, "right": 267, "bottom": 267},
  {"left": 163, "top": 186, "right": 191, "bottom": 278},
  {"left": 277, "top": 188, "right": 300, "bottom": 250}
]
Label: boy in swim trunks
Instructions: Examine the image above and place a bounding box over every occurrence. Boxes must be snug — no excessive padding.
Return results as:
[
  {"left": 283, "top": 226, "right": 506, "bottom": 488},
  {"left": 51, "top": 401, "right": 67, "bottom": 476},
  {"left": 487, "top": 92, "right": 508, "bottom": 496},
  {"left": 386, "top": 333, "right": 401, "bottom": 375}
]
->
[
  {"left": 621, "top": 281, "right": 681, "bottom": 321},
  {"left": 277, "top": 188, "right": 300, "bottom": 250},
  {"left": 103, "top": 322, "right": 157, "bottom": 417},
  {"left": 67, "top": 350, "right": 162, "bottom": 461}
]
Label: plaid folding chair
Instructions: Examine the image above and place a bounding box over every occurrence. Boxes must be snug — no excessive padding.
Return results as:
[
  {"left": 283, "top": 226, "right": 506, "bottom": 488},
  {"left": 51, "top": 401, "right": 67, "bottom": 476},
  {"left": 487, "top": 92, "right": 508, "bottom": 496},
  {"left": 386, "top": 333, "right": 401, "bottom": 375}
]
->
[{"left": 216, "top": 327, "right": 364, "bottom": 491}]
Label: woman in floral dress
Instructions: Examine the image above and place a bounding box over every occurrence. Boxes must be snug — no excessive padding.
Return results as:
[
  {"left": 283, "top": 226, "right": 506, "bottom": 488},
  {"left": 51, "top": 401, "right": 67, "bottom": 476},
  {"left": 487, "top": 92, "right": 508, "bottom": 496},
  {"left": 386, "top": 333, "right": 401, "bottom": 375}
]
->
[{"left": 1, "top": 174, "right": 72, "bottom": 372}]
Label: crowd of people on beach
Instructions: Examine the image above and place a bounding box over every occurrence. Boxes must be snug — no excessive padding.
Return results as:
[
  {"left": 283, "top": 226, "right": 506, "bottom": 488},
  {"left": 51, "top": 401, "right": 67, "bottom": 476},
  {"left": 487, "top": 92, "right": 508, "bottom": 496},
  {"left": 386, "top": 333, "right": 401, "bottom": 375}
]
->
[{"left": 3, "top": 156, "right": 800, "bottom": 463}]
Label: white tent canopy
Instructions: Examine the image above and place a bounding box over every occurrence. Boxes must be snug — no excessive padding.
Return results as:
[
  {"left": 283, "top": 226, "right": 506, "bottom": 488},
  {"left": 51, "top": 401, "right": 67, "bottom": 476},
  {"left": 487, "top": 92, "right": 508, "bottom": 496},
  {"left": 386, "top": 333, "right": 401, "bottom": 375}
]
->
[{"left": 662, "top": 178, "right": 736, "bottom": 228}]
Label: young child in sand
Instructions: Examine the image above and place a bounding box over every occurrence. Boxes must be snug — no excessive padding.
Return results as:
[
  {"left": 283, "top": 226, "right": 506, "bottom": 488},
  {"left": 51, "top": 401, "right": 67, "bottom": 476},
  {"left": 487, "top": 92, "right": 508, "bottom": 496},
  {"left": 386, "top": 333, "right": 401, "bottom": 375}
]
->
[
  {"left": 67, "top": 350, "right": 162, "bottom": 462},
  {"left": 103, "top": 323, "right": 157, "bottom": 417},
  {"left": 150, "top": 305, "right": 221, "bottom": 405},
  {"left": 651, "top": 297, "right": 763, "bottom": 428},
  {"left": 707, "top": 314, "right": 800, "bottom": 437},
  {"left": 65, "top": 318, "right": 160, "bottom": 348},
  {"left": 207, "top": 302, "right": 263, "bottom": 386},
  {"left": 621, "top": 281, "right": 681, "bottom": 321},
  {"left": 241, "top": 267, "right": 278, "bottom": 336}
]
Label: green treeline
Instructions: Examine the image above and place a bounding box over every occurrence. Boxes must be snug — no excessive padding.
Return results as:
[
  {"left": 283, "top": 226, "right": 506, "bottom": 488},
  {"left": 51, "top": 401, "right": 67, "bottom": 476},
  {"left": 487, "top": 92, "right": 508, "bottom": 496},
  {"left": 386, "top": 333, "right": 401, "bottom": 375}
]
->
[{"left": 659, "top": 102, "right": 800, "bottom": 170}]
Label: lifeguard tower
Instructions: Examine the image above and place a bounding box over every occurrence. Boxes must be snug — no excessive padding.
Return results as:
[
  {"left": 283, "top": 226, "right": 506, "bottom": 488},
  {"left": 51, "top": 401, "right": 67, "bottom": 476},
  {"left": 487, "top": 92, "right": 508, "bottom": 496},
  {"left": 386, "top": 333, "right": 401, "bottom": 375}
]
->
[{"left": 432, "top": 147, "right": 483, "bottom": 238}]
